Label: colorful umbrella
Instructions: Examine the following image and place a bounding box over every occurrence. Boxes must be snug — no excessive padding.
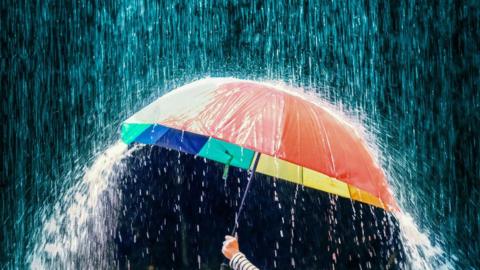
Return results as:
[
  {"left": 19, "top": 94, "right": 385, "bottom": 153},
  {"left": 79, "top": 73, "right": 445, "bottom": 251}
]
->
[{"left": 121, "top": 78, "right": 397, "bottom": 211}]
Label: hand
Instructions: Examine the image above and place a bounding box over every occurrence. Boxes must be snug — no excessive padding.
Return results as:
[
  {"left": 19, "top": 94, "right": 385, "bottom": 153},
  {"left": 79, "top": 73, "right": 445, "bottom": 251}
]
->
[{"left": 222, "top": 235, "right": 239, "bottom": 260}]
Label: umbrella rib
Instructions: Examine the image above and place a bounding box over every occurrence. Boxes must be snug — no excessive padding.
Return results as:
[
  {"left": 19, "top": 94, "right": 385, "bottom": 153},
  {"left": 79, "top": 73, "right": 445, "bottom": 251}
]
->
[{"left": 314, "top": 108, "right": 337, "bottom": 175}]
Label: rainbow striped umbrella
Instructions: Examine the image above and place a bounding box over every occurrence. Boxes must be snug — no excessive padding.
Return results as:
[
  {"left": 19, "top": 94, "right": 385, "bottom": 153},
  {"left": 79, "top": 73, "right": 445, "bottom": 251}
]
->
[{"left": 121, "top": 78, "right": 397, "bottom": 211}]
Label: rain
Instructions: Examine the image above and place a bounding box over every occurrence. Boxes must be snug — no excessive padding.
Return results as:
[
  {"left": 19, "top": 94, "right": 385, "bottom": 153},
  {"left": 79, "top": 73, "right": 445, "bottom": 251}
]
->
[{"left": 2, "top": 1, "right": 479, "bottom": 269}]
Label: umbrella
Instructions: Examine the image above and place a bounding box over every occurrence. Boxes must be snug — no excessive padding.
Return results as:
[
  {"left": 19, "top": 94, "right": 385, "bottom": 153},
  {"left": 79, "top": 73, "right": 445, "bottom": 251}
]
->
[{"left": 121, "top": 78, "right": 397, "bottom": 212}]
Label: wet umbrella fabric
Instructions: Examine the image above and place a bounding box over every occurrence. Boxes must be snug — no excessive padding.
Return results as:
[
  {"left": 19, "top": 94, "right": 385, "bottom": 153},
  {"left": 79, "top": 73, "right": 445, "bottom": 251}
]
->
[{"left": 121, "top": 78, "right": 397, "bottom": 211}]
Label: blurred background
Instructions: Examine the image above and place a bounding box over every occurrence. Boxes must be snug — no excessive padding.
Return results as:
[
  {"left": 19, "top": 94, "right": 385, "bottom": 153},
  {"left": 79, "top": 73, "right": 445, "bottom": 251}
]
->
[{"left": 1, "top": 0, "right": 479, "bottom": 269}]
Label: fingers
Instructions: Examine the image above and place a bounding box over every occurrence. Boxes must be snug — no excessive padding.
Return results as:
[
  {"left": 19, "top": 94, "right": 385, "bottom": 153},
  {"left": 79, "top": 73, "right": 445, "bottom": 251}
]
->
[
  {"left": 223, "top": 239, "right": 234, "bottom": 246},
  {"left": 225, "top": 234, "right": 238, "bottom": 241}
]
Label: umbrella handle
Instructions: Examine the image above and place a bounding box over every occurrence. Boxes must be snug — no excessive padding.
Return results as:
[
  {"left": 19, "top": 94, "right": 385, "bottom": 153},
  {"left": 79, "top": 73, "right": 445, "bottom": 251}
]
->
[{"left": 222, "top": 151, "right": 234, "bottom": 180}]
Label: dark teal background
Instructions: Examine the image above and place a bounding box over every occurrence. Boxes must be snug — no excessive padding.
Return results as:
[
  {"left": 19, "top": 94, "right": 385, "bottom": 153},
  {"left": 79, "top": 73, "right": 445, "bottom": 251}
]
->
[{"left": 2, "top": 0, "right": 479, "bottom": 268}]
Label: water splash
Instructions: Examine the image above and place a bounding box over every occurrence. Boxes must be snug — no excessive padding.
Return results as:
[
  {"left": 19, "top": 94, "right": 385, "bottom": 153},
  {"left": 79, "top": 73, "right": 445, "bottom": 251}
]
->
[
  {"left": 28, "top": 141, "right": 140, "bottom": 269},
  {"left": 395, "top": 212, "right": 455, "bottom": 270}
]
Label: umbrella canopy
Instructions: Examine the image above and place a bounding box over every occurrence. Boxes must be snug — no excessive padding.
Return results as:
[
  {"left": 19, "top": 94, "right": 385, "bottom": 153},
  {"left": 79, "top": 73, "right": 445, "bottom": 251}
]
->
[{"left": 121, "top": 78, "right": 397, "bottom": 211}]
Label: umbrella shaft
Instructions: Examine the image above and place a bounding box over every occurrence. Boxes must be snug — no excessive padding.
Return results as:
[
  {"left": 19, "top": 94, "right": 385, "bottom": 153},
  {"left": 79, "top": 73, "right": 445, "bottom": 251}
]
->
[{"left": 231, "top": 153, "right": 261, "bottom": 235}]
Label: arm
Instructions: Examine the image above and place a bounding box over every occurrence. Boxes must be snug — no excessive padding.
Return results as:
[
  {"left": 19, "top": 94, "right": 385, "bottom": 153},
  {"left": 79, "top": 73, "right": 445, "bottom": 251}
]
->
[
  {"left": 222, "top": 235, "right": 259, "bottom": 270},
  {"left": 229, "top": 252, "right": 259, "bottom": 270}
]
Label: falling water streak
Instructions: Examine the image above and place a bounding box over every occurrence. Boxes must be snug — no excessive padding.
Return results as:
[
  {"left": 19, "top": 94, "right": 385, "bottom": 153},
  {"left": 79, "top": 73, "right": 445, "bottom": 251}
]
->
[
  {"left": 289, "top": 184, "right": 299, "bottom": 269},
  {"left": 28, "top": 141, "right": 141, "bottom": 269},
  {"left": 272, "top": 177, "right": 279, "bottom": 269}
]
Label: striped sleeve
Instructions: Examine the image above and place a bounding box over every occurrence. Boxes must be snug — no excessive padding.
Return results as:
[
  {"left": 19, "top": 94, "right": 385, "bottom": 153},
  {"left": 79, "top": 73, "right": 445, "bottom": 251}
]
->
[{"left": 229, "top": 252, "right": 259, "bottom": 270}]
